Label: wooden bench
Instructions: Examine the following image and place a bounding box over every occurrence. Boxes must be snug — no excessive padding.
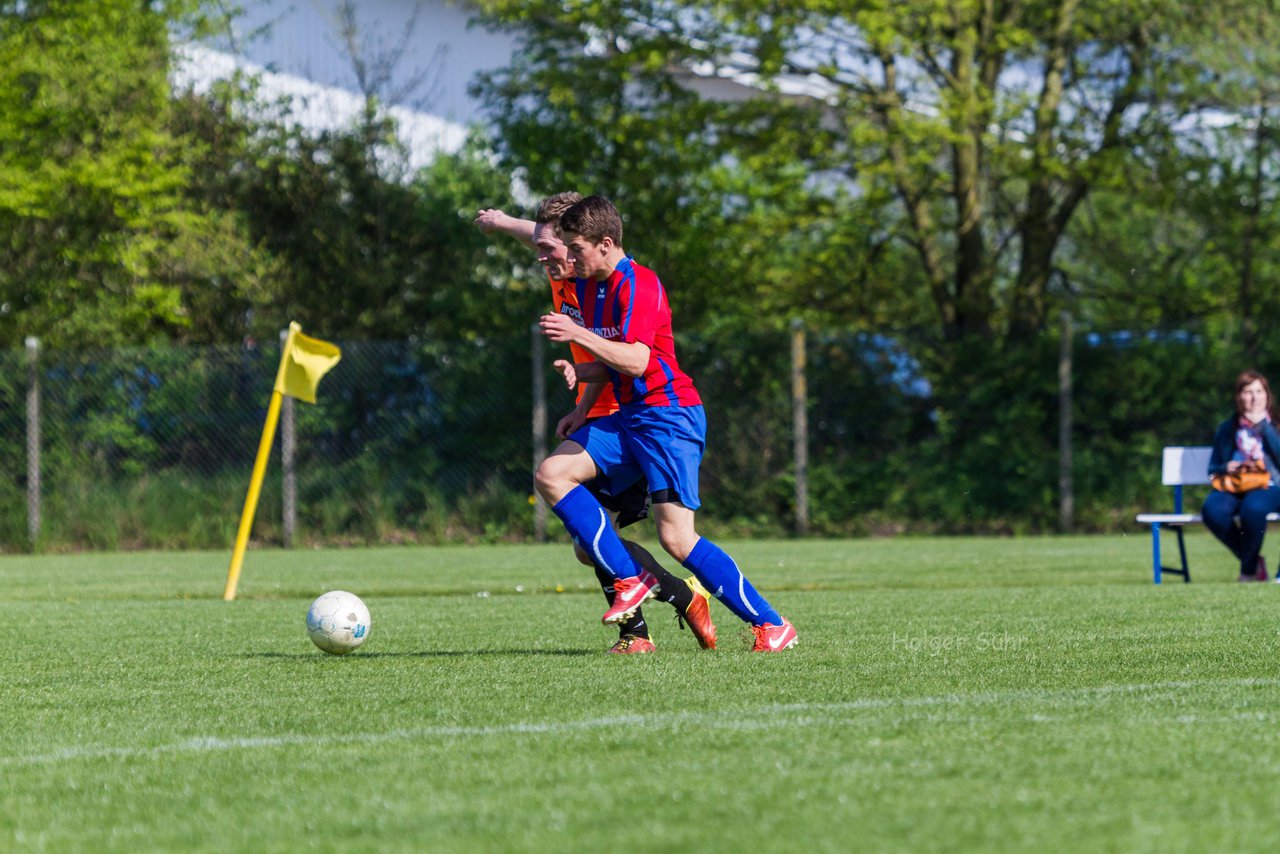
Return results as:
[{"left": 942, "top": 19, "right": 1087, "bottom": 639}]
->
[{"left": 1135, "top": 445, "right": 1280, "bottom": 583}]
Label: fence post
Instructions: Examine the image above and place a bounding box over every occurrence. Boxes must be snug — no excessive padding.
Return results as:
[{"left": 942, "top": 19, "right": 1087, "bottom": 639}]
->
[
  {"left": 531, "top": 322, "right": 548, "bottom": 542},
  {"left": 1059, "top": 309, "right": 1074, "bottom": 532},
  {"left": 790, "top": 318, "right": 810, "bottom": 536},
  {"left": 280, "top": 328, "right": 296, "bottom": 548},
  {"left": 25, "top": 336, "right": 40, "bottom": 548}
]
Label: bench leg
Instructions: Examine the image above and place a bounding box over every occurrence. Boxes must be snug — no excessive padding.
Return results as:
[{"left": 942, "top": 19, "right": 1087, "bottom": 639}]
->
[
  {"left": 1150, "top": 522, "right": 1192, "bottom": 584},
  {"left": 1175, "top": 527, "right": 1191, "bottom": 583},
  {"left": 1157, "top": 524, "right": 1192, "bottom": 583},
  {"left": 1152, "top": 522, "right": 1162, "bottom": 584}
]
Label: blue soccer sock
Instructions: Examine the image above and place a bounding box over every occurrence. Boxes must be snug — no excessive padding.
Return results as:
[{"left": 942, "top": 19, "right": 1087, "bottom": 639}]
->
[
  {"left": 682, "top": 537, "right": 782, "bottom": 627},
  {"left": 551, "top": 486, "right": 640, "bottom": 580}
]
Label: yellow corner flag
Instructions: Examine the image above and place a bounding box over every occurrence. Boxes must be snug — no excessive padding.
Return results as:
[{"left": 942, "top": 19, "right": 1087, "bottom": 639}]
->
[
  {"left": 274, "top": 322, "right": 342, "bottom": 404},
  {"left": 224, "top": 323, "right": 341, "bottom": 600}
]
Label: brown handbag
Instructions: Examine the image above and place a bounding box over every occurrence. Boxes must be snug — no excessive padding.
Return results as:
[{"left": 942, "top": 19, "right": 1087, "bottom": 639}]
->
[{"left": 1211, "top": 460, "right": 1272, "bottom": 493}]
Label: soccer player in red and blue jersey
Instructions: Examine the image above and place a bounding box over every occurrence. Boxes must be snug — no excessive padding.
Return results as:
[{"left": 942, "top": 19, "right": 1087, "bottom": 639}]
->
[
  {"left": 474, "top": 195, "right": 717, "bottom": 654},
  {"left": 535, "top": 196, "right": 797, "bottom": 652}
]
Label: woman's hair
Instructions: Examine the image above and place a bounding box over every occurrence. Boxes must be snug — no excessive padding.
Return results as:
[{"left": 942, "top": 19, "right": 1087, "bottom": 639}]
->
[{"left": 1235, "top": 369, "right": 1275, "bottom": 419}]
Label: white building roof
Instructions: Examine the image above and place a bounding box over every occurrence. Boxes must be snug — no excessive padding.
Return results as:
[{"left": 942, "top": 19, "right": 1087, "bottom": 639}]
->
[{"left": 172, "top": 42, "right": 469, "bottom": 173}]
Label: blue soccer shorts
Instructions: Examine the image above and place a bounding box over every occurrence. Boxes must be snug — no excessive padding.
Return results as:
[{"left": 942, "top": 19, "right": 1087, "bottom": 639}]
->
[{"left": 569, "top": 405, "right": 706, "bottom": 511}]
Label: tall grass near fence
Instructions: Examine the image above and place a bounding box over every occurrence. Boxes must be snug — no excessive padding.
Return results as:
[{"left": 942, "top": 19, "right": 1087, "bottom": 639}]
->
[
  {"left": 4, "top": 336, "right": 552, "bottom": 552},
  {"left": 0, "top": 323, "right": 1264, "bottom": 551}
]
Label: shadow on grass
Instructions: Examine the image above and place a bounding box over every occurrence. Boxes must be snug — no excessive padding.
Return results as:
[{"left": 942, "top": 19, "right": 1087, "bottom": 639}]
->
[{"left": 248, "top": 649, "right": 595, "bottom": 659}]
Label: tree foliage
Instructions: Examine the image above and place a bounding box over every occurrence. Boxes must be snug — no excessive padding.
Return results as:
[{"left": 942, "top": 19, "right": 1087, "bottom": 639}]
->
[
  {"left": 0, "top": 0, "right": 272, "bottom": 347},
  {"left": 171, "top": 77, "right": 533, "bottom": 345},
  {"left": 1064, "top": 6, "right": 1280, "bottom": 358},
  {"left": 470, "top": 1, "right": 903, "bottom": 333},
  {"left": 5, "top": 1, "right": 1280, "bottom": 540},
  {"left": 465, "top": 0, "right": 1280, "bottom": 533},
  {"left": 471, "top": 0, "right": 1277, "bottom": 347}
]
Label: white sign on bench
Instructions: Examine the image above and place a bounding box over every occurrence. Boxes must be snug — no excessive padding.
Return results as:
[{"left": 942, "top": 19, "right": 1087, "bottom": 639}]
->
[{"left": 1135, "top": 446, "right": 1280, "bottom": 583}]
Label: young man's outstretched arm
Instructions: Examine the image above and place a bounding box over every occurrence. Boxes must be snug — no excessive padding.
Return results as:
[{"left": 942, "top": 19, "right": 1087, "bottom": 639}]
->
[{"left": 473, "top": 209, "right": 536, "bottom": 247}]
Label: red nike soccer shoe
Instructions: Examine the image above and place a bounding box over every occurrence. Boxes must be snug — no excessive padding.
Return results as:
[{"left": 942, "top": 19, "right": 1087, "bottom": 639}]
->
[
  {"left": 750, "top": 618, "right": 797, "bottom": 653},
  {"left": 601, "top": 570, "right": 659, "bottom": 624}
]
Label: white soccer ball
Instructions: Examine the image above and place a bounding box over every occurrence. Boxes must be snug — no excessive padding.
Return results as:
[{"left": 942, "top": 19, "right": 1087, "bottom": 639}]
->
[{"left": 306, "top": 590, "right": 372, "bottom": 655}]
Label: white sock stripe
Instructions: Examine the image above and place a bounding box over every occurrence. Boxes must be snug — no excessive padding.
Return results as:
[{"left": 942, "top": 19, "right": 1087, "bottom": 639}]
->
[
  {"left": 590, "top": 509, "right": 611, "bottom": 574},
  {"left": 8, "top": 677, "right": 1278, "bottom": 768},
  {"left": 730, "top": 556, "right": 759, "bottom": 617}
]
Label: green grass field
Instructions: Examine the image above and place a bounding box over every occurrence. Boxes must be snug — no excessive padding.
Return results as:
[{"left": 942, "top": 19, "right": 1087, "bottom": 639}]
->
[{"left": 4, "top": 532, "right": 1280, "bottom": 852}]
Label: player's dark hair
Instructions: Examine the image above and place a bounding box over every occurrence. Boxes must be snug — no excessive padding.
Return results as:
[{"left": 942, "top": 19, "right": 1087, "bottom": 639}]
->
[
  {"left": 559, "top": 196, "right": 623, "bottom": 245},
  {"left": 534, "top": 191, "right": 582, "bottom": 224}
]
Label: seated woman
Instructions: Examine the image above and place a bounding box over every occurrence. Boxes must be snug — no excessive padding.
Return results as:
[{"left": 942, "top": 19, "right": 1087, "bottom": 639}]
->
[{"left": 1203, "top": 370, "right": 1280, "bottom": 582}]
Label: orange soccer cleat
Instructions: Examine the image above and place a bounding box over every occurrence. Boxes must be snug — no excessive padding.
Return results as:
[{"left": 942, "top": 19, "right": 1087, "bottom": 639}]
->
[
  {"left": 677, "top": 576, "right": 717, "bottom": 650},
  {"left": 609, "top": 635, "right": 657, "bottom": 654}
]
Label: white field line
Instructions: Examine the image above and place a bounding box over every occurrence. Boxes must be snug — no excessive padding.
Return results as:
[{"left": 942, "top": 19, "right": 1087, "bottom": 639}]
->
[{"left": 7, "top": 677, "right": 1280, "bottom": 768}]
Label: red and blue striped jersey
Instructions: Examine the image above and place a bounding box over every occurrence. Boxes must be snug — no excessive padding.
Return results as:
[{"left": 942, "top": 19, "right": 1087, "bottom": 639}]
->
[{"left": 573, "top": 257, "right": 701, "bottom": 409}]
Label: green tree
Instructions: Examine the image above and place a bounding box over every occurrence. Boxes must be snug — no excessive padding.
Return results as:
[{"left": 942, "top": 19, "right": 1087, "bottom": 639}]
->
[
  {"left": 468, "top": 0, "right": 1280, "bottom": 530},
  {"left": 470, "top": 2, "right": 892, "bottom": 333},
  {"left": 0, "top": 0, "right": 270, "bottom": 347},
  {"left": 172, "top": 73, "right": 535, "bottom": 343},
  {"left": 471, "top": 0, "right": 1274, "bottom": 345},
  {"left": 1060, "top": 7, "right": 1280, "bottom": 360}
]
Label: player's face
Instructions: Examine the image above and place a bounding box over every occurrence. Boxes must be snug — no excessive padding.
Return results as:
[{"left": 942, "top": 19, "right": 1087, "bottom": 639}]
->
[
  {"left": 564, "top": 232, "right": 612, "bottom": 280},
  {"left": 532, "top": 223, "right": 572, "bottom": 280}
]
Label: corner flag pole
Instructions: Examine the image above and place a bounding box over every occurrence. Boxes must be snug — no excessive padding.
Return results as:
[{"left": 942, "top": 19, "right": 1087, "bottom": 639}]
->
[
  {"left": 223, "top": 389, "right": 285, "bottom": 600},
  {"left": 223, "top": 326, "right": 297, "bottom": 601},
  {"left": 223, "top": 323, "right": 342, "bottom": 601}
]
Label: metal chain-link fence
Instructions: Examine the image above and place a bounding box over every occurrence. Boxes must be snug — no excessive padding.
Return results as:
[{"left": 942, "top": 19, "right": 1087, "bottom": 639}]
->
[
  {"left": 0, "top": 323, "right": 1222, "bottom": 552},
  {"left": 5, "top": 333, "right": 567, "bottom": 551}
]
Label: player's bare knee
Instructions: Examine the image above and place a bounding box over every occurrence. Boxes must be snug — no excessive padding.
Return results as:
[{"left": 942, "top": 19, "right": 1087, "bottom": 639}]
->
[
  {"left": 657, "top": 529, "right": 696, "bottom": 564},
  {"left": 533, "top": 460, "right": 566, "bottom": 502}
]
